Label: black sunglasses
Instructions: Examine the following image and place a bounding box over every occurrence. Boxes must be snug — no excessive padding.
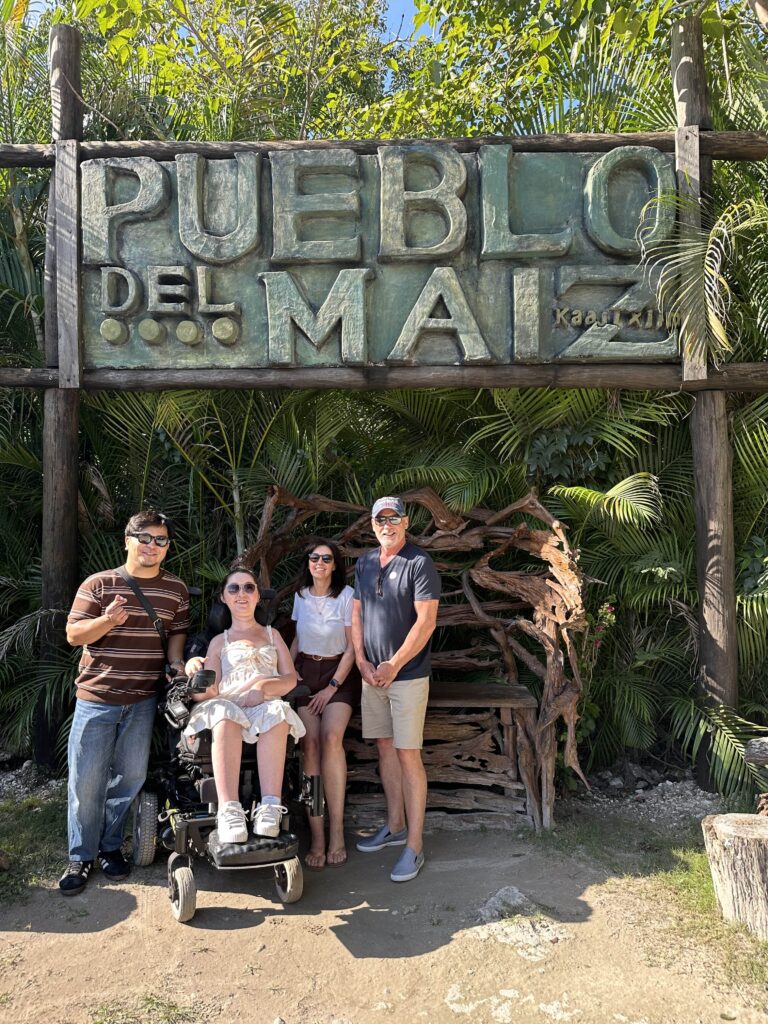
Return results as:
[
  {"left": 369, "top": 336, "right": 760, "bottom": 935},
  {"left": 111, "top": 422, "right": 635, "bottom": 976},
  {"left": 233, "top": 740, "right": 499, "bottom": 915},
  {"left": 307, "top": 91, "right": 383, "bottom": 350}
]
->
[
  {"left": 374, "top": 515, "right": 403, "bottom": 526},
  {"left": 376, "top": 567, "right": 387, "bottom": 597},
  {"left": 225, "top": 582, "right": 258, "bottom": 594},
  {"left": 127, "top": 532, "right": 171, "bottom": 548},
  {"left": 308, "top": 553, "right": 334, "bottom": 563}
]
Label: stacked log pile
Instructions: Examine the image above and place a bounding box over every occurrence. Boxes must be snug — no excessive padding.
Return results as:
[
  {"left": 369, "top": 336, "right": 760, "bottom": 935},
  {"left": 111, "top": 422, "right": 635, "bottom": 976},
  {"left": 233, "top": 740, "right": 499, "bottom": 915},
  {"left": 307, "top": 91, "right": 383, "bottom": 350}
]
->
[{"left": 241, "top": 485, "right": 588, "bottom": 829}]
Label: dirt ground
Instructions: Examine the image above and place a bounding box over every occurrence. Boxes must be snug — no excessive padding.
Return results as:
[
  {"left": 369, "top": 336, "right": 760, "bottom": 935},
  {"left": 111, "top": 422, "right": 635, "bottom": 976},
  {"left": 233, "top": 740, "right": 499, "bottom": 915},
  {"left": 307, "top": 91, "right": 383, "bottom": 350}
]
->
[{"left": 2, "top": 802, "right": 768, "bottom": 1024}]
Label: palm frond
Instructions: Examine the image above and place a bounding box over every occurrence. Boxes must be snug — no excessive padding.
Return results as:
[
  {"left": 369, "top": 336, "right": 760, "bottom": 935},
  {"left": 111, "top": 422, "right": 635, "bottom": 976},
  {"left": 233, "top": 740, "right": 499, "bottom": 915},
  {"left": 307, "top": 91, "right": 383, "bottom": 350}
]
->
[
  {"left": 549, "top": 473, "right": 662, "bottom": 532},
  {"left": 669, "top": 697, "right": 768, "bottom": 799}
]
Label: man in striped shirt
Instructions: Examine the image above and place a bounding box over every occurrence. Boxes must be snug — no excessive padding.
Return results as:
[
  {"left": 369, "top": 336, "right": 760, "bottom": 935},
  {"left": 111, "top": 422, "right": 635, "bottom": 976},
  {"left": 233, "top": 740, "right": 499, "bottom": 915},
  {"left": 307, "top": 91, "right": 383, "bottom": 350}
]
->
[{"left": 59, "top": 510, "right": 189, "bottom": 896}]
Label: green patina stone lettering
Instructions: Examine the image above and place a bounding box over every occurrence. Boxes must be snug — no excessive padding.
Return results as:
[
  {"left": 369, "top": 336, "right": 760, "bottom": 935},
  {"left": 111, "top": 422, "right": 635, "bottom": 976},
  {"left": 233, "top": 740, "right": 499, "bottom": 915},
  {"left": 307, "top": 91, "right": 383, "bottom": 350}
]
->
[
  {"left": 79, "top": 144, "right": 680, "bottom": 370},
  {"left": 146, "top": 265, "right": 191, "bottom": 316},
  {"left": 584, "top": 145, "right": 676, "bottom": 257},
  {"left": 82, "top": 157, "right": 170, "bottom": 265},
  {"left": 378, "top": 145, "right": 467, "bottom": 261},
  {"left": 386, "top": 267, "right": 493, "bottom": 365},
  {"left": 260, "top": 268, "right": 371, "bottom": 366},
  {"left": 271, "top": 149, "right": 361, "bottom": 263},
  {"left": 480, "top": 147, "right": 572, "bottom": 260},
  {"left": 176, "top": 153, "right": 262, "bottom": 265},
  {"left": 101, "top": 266, "right": 142, "bottom": 315}
]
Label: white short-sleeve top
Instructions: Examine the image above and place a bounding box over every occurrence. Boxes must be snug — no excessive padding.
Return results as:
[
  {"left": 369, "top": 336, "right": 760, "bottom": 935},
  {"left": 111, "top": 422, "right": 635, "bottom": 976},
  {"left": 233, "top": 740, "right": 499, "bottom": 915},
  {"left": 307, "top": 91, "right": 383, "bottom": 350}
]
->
[{"left": 291, "top": 585, "right": 354, "bottom": 657}]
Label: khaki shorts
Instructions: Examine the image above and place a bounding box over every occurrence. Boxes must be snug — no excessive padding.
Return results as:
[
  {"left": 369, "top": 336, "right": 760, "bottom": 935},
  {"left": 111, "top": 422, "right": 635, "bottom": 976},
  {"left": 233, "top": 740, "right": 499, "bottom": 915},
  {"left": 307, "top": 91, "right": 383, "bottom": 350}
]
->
[{"left": 361, "top": 676, "right": 430, "bottom": 749}]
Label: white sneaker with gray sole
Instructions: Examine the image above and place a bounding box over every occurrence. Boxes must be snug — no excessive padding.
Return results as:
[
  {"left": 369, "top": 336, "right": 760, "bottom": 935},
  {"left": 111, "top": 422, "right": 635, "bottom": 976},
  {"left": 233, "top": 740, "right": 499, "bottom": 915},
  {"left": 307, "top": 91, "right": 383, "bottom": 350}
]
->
[
  {"left": 253, "top": 802, "right": 286, "bottom": 838},
  {"left": 217, "top": 801, "right": 248, "bottom": 844}
]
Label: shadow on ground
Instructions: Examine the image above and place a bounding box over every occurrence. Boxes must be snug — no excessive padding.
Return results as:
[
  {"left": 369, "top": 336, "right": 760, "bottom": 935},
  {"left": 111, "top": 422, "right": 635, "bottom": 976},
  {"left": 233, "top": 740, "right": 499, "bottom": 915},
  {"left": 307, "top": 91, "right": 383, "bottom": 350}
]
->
[{"left": 0, "top": 800, "right": 701, "bottom": 956}]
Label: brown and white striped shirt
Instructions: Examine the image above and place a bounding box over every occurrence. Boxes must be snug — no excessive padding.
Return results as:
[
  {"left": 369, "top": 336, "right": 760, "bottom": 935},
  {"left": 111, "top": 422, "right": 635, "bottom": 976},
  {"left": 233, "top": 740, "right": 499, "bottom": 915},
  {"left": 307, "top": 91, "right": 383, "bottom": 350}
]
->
[{"left": 68, "top": 567, "right": 190, "bottom": 704}]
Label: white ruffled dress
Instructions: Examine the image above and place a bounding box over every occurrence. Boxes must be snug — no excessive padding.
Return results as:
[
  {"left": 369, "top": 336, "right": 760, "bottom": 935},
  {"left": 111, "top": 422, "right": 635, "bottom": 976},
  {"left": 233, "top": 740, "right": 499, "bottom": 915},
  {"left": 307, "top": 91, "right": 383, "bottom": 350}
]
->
[{"left": 183, "top": 627, "right": 305, "bottom": 753}]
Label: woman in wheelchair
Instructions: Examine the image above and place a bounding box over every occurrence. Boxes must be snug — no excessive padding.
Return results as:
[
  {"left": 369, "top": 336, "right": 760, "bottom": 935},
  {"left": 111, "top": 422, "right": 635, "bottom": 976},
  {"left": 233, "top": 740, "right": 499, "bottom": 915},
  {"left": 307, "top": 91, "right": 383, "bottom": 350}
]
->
[{"left": 183, "top": 568, "right": 305, "bottom": 845}]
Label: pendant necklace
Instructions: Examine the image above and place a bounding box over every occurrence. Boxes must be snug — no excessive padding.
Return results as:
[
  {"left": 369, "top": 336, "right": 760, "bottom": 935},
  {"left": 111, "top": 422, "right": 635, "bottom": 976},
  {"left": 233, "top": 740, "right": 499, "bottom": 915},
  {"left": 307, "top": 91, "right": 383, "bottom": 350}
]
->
[{"left": 311, "top": 587, "right": 331, "bottom": 618}]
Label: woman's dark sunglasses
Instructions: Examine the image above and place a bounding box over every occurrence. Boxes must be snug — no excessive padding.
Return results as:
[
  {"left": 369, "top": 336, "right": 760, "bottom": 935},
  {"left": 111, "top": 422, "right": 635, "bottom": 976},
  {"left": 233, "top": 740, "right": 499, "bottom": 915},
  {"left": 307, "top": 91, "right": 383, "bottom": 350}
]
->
[
  {"left": 308, "top": 553, "right": 334, "bottom": 563},
  {"left": 225, "top": 582, "right": 258, "bottom": 594},
  {"left": 127, "top": 532, "right": 171, "bottom": 548}
]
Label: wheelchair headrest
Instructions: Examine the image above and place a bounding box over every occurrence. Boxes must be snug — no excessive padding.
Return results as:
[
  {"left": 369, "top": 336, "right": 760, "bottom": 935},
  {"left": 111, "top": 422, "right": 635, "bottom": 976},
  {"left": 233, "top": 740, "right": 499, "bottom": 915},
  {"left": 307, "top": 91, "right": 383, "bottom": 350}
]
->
[
  {"left": 256, "top": 588, "right": 279, "bottom": 627},
  {"left": 206, "top": 588, "right": 278, "bottom": 633}
]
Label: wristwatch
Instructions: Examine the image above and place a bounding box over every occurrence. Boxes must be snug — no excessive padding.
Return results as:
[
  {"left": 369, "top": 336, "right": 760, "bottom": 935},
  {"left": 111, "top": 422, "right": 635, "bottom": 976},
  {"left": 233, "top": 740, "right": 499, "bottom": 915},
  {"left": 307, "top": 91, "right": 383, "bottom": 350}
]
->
[{"left": 329, "top": 678, "right": 341, "bottom": 689}]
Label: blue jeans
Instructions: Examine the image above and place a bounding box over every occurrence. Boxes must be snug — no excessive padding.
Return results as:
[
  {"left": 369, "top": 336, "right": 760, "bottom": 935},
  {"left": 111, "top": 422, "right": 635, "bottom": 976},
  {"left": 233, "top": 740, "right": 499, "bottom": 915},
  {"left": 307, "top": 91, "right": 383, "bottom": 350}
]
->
[{"left": 67, "top": 696, "right": 156, "bottom": 862}]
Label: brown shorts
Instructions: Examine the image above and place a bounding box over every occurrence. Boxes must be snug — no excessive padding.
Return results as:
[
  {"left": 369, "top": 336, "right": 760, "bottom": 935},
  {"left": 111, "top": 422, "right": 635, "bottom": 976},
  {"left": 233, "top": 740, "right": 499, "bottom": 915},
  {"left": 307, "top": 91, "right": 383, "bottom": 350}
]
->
[{"left": 294, "top": 653, "right": 362, "bottom": 710}]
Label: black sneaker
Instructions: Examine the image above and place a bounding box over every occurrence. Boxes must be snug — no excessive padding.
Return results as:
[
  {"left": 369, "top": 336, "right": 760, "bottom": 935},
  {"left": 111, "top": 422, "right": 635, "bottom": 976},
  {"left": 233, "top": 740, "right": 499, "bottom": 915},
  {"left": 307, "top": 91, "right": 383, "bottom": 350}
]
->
[
  {"left": 58, "top": 860, "right": 93, "bottom": 896},
  {"left": 97, "top": 848, "right": 131, "bottom": 881}
]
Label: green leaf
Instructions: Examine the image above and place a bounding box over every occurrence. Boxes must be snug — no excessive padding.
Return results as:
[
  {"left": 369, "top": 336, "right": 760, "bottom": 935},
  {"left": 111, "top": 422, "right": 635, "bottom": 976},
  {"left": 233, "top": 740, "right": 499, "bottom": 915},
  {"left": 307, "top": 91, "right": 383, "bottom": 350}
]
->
[{"left": 75, "top": 0, "right": 105, "bottom": 18}]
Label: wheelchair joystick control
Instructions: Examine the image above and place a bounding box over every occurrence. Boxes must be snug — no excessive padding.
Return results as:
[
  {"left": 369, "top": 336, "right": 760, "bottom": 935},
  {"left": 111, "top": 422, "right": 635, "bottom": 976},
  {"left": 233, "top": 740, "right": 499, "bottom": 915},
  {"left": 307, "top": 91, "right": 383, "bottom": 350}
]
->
[
  {"left": 164, "top": 669, "right": 217, "bottom": 727},
  {"left": 189, "top": 669, "right": 216, "bottom": 693}
]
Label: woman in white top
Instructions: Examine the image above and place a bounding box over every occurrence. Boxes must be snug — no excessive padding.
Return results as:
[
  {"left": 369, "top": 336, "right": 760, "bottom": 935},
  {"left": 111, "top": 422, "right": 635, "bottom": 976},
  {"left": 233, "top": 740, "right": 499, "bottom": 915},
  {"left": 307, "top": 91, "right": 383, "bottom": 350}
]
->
[
  {"left": 183, "top": 568, "right": 305, "bottom": 845},
  {"left": 290, "top": 540, "right": 360, "bottom": 869}
]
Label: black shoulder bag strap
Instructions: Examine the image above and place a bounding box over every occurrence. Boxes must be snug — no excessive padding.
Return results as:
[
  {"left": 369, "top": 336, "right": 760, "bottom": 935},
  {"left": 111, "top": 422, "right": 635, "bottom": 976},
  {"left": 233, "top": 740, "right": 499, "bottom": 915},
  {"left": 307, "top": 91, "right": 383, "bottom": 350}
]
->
[{"left": 115, "top": 566, "right": 169, "bottom": 660}]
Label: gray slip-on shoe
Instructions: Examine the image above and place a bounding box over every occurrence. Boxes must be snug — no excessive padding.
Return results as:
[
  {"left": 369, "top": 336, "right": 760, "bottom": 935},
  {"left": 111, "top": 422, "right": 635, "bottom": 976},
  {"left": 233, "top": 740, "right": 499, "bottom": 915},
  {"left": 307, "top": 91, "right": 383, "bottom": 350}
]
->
[
  {"left": 355, "top": 824, "right": 408, "bottom": 853},
  {"left": 390, "top": 846, "right": 425, "bottom": 882}
]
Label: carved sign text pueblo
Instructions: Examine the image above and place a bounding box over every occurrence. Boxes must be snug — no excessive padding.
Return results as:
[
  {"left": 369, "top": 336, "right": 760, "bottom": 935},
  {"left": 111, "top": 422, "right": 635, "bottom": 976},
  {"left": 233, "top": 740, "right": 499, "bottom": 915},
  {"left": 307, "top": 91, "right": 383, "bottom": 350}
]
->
[{"left": 81, "top": 143, "right": 678, "bottom": 369}]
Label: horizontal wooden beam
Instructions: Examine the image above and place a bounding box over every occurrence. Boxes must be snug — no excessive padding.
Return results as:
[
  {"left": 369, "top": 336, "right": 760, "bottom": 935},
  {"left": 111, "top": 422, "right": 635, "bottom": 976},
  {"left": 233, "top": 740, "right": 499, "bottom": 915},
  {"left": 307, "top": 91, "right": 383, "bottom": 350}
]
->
[
  {"left": 81, "top": 365, "right": 688, "bottom": 391},
  {"left": 6, "top": 362, "right": 768, "bottom": 392},
  {"left": 1, "top": 131, "right": 767, "bottom": 168},
  {"left": 0, "top": 368, "right": 59, "bottom": 387}
]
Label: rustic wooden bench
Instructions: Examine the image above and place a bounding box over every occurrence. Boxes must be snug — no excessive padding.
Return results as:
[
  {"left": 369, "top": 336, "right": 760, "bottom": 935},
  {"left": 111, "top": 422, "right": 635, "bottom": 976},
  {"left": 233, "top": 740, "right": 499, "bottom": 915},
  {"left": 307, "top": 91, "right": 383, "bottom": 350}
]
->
[{"left": 345, "top": 679, "right": 539, "bottom": 828}]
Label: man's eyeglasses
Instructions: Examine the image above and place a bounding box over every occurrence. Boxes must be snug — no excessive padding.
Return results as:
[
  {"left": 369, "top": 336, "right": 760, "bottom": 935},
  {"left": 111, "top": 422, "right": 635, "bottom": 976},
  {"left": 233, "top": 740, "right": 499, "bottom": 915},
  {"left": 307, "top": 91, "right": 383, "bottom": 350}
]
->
[
  {"left": 127, "top": 532, "right": 171, "bottom": 548},
  {"left": 225, "top": 582, "right": 258, "bottom": 594},
  {"left": 373, "top": 515, "right": 403, "bottom": 526},
  {"left": 376, "top": 567, "right": 387, "bottom": 597},
  {"left": 308, "top": 553, "right": 334, "bottom": 563}
]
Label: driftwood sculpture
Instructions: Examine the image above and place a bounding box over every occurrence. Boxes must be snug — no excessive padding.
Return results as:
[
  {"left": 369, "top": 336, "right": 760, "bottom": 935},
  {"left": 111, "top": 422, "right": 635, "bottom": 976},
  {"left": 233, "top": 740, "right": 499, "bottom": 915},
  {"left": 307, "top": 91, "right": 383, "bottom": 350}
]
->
[{"left": 240, "top": 485, "right": 587, "bottom": 829}]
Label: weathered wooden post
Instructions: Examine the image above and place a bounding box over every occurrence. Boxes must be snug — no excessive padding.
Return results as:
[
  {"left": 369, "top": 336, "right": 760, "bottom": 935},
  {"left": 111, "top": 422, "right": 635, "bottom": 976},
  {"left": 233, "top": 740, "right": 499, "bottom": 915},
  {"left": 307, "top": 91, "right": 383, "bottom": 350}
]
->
[
  {"left": 34, "top": 25, "right": 82, "bottom": 766},
  {"left": 672, "top": 19, "right": 739, "bottom": 787}
]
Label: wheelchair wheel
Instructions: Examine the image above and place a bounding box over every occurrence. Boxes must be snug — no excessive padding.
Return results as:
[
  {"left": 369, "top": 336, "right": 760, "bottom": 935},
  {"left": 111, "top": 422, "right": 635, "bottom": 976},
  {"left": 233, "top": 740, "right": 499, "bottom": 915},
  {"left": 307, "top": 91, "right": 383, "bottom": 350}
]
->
[
  {"left": 170, "top": 865, "right": 196, "bottom": 923},
  {"left": 131, "top": 790, "right": 158, "bottom": 867},
  {"left": 274, "top": 856, "right": 303, "bottom": 904}
]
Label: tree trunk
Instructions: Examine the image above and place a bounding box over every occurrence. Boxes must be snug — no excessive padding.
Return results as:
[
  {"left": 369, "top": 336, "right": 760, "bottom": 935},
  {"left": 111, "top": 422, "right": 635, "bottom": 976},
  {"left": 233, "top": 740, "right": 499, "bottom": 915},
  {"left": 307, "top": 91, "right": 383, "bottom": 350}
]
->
[{"left": 701, "top": 814, "right": 768, "bottom": 940}]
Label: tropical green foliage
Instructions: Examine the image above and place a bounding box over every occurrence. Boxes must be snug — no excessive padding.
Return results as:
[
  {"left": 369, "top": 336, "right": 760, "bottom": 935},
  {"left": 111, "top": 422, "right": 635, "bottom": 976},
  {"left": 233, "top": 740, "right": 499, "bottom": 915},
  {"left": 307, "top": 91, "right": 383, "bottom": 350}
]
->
[{"left": 2, "top": 0, "right": 768, "bottom": 800}]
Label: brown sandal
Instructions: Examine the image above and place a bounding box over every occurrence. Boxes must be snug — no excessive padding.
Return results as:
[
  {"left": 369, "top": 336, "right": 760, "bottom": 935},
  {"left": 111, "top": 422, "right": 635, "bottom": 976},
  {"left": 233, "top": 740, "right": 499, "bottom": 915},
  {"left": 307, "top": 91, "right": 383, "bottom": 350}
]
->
[{"left": 305, "top": 849, "right": 326, "bottom": 870}]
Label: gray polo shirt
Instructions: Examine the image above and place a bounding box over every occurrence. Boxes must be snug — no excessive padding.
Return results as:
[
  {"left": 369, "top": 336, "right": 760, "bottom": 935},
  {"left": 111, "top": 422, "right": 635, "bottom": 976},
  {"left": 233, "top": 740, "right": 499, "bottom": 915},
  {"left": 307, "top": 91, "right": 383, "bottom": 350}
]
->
[{"left": 354, "top": 542, "right": 441, "bottom": 681}]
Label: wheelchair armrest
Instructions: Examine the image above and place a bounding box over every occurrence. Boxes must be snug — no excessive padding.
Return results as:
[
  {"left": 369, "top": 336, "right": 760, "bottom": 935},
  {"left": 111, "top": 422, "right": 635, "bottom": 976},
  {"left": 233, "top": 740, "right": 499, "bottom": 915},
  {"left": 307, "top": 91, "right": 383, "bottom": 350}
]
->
[{"left": 283, "top": 684, "right": 310, "bottom": 703}]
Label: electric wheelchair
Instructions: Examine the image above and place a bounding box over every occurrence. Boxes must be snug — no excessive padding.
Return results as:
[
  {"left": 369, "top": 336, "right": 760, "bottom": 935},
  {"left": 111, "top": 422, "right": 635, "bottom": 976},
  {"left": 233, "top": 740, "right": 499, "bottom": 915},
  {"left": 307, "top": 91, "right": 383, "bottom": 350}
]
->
[{"left": 130, "top": 589, "right": 323, "bottom": 923}]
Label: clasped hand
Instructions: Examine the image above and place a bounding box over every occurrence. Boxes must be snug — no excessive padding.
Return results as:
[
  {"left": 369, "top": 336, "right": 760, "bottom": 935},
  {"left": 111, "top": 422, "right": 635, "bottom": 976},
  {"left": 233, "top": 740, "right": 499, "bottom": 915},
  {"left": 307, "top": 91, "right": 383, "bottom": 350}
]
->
[{"left": 362, "top": 660, "right": 397, "bottom": 687}]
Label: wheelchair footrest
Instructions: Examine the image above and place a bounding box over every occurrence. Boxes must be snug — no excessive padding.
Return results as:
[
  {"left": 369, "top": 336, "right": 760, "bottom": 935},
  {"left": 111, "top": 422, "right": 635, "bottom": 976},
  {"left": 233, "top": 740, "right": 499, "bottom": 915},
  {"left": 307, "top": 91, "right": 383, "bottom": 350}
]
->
[{"left": 208, "top": 830, "right": 299, "bottom": 867}]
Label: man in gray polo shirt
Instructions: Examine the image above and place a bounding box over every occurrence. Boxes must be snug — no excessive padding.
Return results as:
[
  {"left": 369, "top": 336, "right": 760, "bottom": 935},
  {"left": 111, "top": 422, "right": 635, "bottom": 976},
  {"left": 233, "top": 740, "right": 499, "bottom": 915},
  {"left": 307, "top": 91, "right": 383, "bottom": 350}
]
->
[{"left": 352, "top": 496, "right": 441, "bottom": 882}]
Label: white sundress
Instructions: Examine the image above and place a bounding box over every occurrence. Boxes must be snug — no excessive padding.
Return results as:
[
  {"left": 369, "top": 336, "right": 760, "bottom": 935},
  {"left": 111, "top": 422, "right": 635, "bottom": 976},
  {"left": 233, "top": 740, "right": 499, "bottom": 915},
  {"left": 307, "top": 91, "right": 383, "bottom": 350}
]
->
[{"left": 183, "top": 627, "right": 305, "bottom": 753}]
